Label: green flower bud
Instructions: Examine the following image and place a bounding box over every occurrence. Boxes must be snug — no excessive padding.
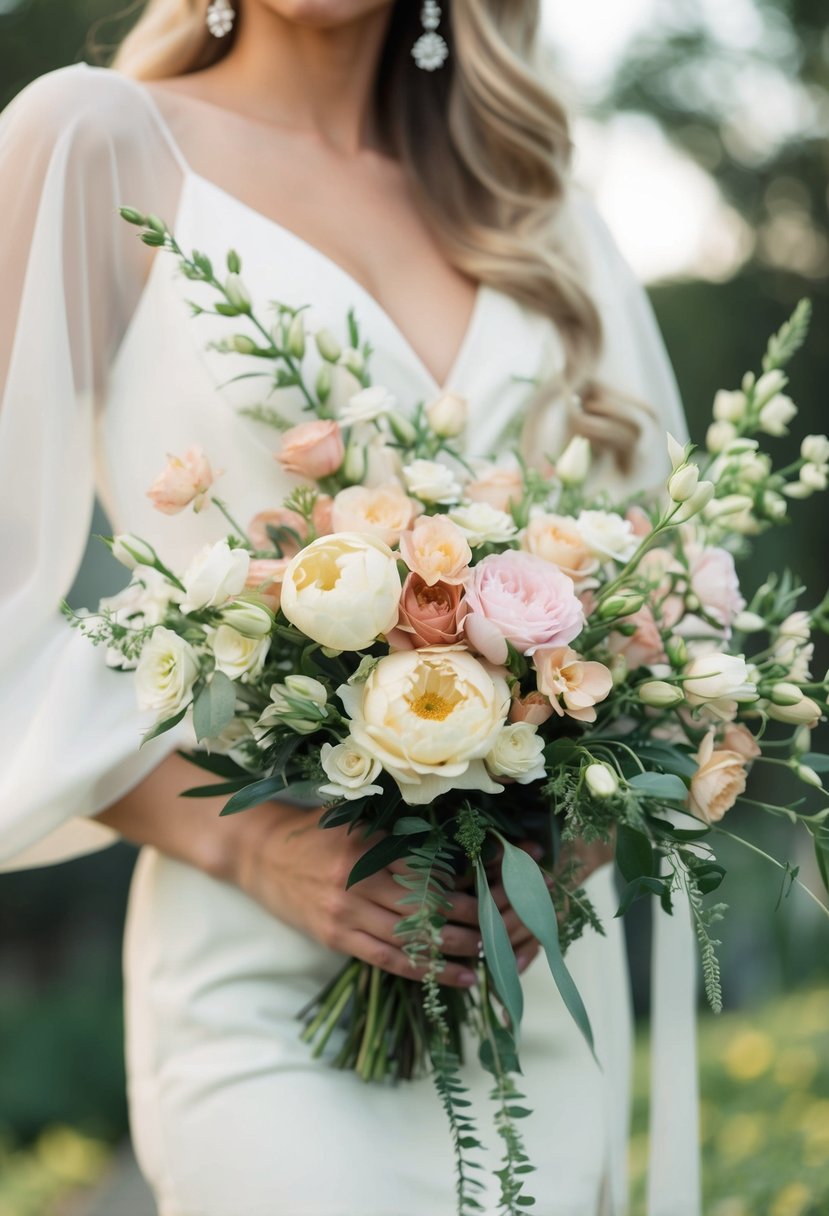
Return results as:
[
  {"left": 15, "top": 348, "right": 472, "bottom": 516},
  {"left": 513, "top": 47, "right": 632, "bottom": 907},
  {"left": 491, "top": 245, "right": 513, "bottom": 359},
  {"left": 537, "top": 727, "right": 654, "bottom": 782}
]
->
[
  {"left": 342, "top": 443, "right": 367, "bottom": 486},
  {"left": 287, "top": 314, "right": 306, "bottom": 359},
  {"left": 387, "top": 411, "right": 417, "bottom": 447},
  {"left": 316, "top": 364, "right": 332, "bottom": 405},
  {"left": 226, "top": 249, "right": 241, "bottom": 274},
  {"left": 666, "top": 636, "right": 688, "bottom": 667},
  {"left": 231, "top": 335, "right": 257, "bottom": 355},
  {"left": 342, "top": 347, "right": 364, "bottom": 377},
  {"left": 120, "top": 207, "right": 147, "bottom": 226},
  {"left": 639, "top": 680, "right": 684, "bottom": 708},
  {"left": 584, "top": 763, "right": 619, "bottom": 799},
  {"left": 795, "top": 763, "right": 823, "bottom": 789},
  {"left": 597, "top": 592, "right": 646, "bottom": 620},
  {"left": 225, "top": 273, "right": 252, "bottom": 312},
  {"left": 315, "top": 329, "right": 342, "bottom": 363},
  {"left": 768, "top": 682, "right": 804, "bottom": 707}
]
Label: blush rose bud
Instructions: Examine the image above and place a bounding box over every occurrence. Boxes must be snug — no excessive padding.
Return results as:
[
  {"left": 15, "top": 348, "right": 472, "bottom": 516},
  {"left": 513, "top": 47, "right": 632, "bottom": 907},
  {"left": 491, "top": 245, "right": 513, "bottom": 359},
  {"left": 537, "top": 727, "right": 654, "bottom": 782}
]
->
[
  {"left": 639, "top": 680, "right": 684, "bottom": 708},
  {"left": 767, "top": 696, "right": 821, "bottom": 726},
  {"left": 584, "top": 762, "right": 619, "bottom": 799}
]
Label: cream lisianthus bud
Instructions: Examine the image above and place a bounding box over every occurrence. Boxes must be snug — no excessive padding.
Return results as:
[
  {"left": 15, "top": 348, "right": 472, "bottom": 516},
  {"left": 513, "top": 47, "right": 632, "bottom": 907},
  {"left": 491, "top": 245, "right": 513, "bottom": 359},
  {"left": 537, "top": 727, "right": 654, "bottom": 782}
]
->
[
  {"left": 425, "top": 392, "right": 468, "bottom": 439},
  {"left": 231, "top": 334, "right": 257, "bottom": 355},
  {"left": 666, "top": 636, "right": 688, "bottom": 667},
  {"left": 795, "top": 763, "right": 823, "bottom": 789},
  {"left": 668, "top": 463, "right": 700, "bottom": 503},
  {"left": 673, "top": 480, "right": 715, "bottom": 523},
  {"left": 706, "top": 421, "right": 737, "bottom": 453},
  {"left": 801, "top": 434, "right": 829, "bottom": 465},
  {"left": 556, "top": 435, "right": 591, "bottom": 485},
  {"left": 800, "top": 463, "right": 828, "bottom": 492},
  {"left": 342, "top": 347, "right": 364, "bottom": 377},
  {"left": 110, "top": 533, "right": 158, "bottom": 570},
  {"left": 387, "top": 411, "right": 418, "bottom": 447},
  {"left": 734, "top": 611, "right": 766, "bottom": 633},
  {"left": 753, "top": 369, "right": 787, "bottom": 408},
  {"left": 639, "top": 680, "right": 684, "bottom": 708},
  {"left": 316, "top": 364, "right": 332, "bottom": 405},
  {"left": 703, "top": 493, "right": 754, "bottom": 521},
  {"left": 666, "top": 432, "right": 687, "bottom": 471},
  {"left": 315, "top": 329, "right": 342, "bottom": 363},
  {"left": 287, "top": 314, "right": 306, "bottom": 359},
  {"left": 597, "top": 592, "right": 646, "bottom": 620},
  {"left": 341, "top": 443, "right": 368, "bottom": 486},
  {"left": 767, "top": 696, "right": 821, "bottom": 726},
  {"left": 713, "top": 389, "right": 748, "bottom": 423},
  {"left": 584, "top": 762, "right": 618, "bottom": 799},
  {"left": 768, "top": 682, "right": 805, "bottom": 706},
  {"left": 219, "top": 598, "right": 274, "bottom": 639},
  {"left": 793, "top": 725, "right": 811, "bottom": 754},
  {"left": 224, "top": 273, "right": 251, "bottom": 311},
  {"left": 758, "top": 393, "right": 797, "bottom": 437}
]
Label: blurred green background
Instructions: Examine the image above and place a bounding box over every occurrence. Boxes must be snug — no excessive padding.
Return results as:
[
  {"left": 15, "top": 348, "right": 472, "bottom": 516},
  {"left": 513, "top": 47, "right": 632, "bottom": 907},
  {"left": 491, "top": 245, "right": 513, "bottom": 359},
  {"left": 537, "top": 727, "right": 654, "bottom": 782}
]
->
[{"left": 1, "top": 1, "right": 828, "bottom": 1213}]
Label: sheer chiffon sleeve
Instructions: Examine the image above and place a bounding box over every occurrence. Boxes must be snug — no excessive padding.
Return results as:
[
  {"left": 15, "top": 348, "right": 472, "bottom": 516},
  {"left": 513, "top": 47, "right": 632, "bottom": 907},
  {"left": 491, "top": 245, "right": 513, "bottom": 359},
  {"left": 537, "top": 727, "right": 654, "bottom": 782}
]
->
[{"left": 0, "top": 64, "right": 184, "bottom": 868}]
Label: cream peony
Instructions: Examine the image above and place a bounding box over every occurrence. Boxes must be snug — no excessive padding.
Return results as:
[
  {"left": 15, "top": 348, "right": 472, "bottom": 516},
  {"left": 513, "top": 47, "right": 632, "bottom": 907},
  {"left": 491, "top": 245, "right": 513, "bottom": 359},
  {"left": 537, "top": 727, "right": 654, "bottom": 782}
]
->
[
  {"left": 398, "top": 514, "right": 471, "bottom": 586},
  {"left": 180, "top": 541, "right": 250, "bottom": 614},
  {"left": 135, "top": 627, "right": 199, "bottom": 720},
  {"left": 211, "top": 624, "right": 270, "bottom": 681},
  {"left": 280, "top": 532, "right": 401, "bottom": 651},
  {"left": 337, "top": 647, "right": 510, "bottom": 804},
  {"left": 330, "top": 484, "right": 419, "bottom": 547},
  {"left": 485, "top": 723, "right": 546, "bottom": 784},
  {"left": 689, "top": 732, "right": 747, "bottom": 823},
  {"left": 319, "top": 738, "right": 384, "bottom": 800}
]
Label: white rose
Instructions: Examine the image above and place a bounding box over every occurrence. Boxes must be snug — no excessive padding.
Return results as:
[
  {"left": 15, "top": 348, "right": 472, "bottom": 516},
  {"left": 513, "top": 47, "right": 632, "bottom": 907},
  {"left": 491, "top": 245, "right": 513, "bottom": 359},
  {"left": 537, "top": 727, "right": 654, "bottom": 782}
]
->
[
  {"left": 110, "top": 533, "right": 158, "bottom": 570},
  {"left": 758, "top": 393, "right": 796, "bottom": 437},
  {"left": 683, "top": 653, "right": 757, "bottom": 719},
  {"left": 180, "top": 541, "right": 250, "bottom": 613},
  {"left": 447, "top": 502, "right": 518, "bottom": 547},
  {"left": 576, "top": 510, "right": 638, "bottom": 562},
  {"left": 339, "top": 384, "right": 397, "bottom": 426},
  {"left": 338, "top": 646, "right": 510, "bottom": 804},
  {"left": 555, "top": 435, "right": 591, "bottom": 486},
  {"left": 281, "top": 532, "right": 401, "bottom": 651},
  {"left": 425, "top": 392, "right": 468, "bottom": 439},
  {"left": 219, "top": 598, "right": 274, "bottom": 638},
  {"left": 801, "top": 434, "right": 829, "bottom": 465},
  {"left": 135, "top": 627, "right": 200, "bottom": 720},
  {"left": 485, "top": 722, "right": 546, "bottom": 784},
  {"left": 713, "top": 389, "right": 748, "bottom": 423},
  {"left": 211, "top": 624, "right": 269, "bottom": 681},
  {"left": 402, "top": 459, "right": 463, "bottom": 504},
  {"left": 319, "top": 738, "right": 383, "bottom": 800}
]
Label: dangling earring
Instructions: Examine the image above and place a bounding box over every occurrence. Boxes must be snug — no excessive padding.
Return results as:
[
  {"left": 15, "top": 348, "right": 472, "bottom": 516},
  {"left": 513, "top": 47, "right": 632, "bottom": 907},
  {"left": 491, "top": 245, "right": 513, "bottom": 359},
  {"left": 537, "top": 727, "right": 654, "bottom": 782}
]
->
[
  {"left": 206, "top": 0, "right": 235, "bottom": 38},
  {"left": 412, "top": 1, "right": 449, "bottom": 71}
]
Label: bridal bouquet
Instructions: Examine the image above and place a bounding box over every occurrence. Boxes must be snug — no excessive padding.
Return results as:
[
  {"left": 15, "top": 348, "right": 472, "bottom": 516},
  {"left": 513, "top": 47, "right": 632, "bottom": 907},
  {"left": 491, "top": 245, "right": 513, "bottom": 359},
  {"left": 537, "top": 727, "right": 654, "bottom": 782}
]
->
[{"left": 67, "top": 211, "right": 829, "bottom": 1215}]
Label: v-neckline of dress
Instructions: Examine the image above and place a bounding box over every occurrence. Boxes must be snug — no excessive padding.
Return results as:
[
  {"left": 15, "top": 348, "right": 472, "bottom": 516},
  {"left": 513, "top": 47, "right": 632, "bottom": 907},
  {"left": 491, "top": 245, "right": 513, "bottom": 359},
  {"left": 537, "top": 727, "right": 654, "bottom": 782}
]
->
[{"left": 119, "top": 70, "right": 488, "bottom": 396}]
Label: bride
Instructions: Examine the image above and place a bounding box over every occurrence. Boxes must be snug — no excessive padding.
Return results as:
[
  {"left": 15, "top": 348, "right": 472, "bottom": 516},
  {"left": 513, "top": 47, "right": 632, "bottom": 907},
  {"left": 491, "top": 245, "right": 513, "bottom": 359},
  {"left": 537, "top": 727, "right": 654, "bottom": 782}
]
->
[{"left": 0, "top": 2, "right": 700, "bottom": 1214}]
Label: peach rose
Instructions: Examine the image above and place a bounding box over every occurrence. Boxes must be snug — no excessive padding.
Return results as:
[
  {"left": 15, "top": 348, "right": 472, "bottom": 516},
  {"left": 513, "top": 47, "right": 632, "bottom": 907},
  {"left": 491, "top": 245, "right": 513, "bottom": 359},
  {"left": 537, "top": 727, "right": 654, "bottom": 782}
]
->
[
  {"left": 521, "top": 513, "right": 599, "bottom": 585},
  {"left": 398, "top": 514, "right": 471, "bottom": 586},
  {"left": 277, "top": 419, "right": 344, "bottom": 480},
  {"left": 625, "top": 505, "right": 653, "bottom": 538},
  {"left": 248, "top": 508, "right": 308, "bottom": 556},
  {"left": 509, "top": 690, "right": 554, "bottom": 726},
  {"left": 608, "top": 604, "right": 667, "bottom": 671},
  {"left": 244, "top": 558, "right": 290, "bottom": 611},
  {"left": 387, "top": 575, "right": 468, "bottom": 649},
  {"left": 331, "top": 484, "right": 419, "bottom": 547},
  {"left": 689, "top": 731, "right": 747, "bottom": 823},
  {"left": 147, "top": 446, "right": 215, "bottom": 515},
  {"left": 465, "top": 465, "right": 524, "bottom": 513},
  {"left": 533, "top": 646, "right": 613, "bottom": 723},
  {"left": 721, "top": 722, "right": 761, "bottom": 761}
]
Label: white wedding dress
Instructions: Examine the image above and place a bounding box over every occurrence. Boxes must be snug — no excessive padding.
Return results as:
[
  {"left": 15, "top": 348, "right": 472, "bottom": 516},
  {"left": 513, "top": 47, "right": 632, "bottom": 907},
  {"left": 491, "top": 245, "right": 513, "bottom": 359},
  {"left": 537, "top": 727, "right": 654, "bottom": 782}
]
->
[{"left": 0, "top": 64, "right": 701, "bottom": 1216}]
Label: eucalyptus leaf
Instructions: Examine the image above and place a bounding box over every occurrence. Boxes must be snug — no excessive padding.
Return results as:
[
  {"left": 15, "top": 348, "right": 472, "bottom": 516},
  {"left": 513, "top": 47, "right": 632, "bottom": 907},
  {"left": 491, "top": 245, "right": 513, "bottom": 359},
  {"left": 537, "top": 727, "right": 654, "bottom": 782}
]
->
[
  {"left": 628, "top": 771, "right": 688, "bottom": 801},
  {"left": 347, "top": 834, "right": 415, "bottom": 888},
  {"left": 181, "top": 778, "right": 255, "bottom": 798},
  {"left": 478, "top": 1025, "right": 520, "bottom": 1077},
  {"left": 192, "top": 671, "right": 237, "bottom": 743},
  {"left": 615, "top": 824, "right": 655, "bottom": 883},
  {"left": 220, "top": 774, "right": 289, "bottom": 816},
  {"left": 177, "top": 749, "right": 247, "bottom": 780},
  {"left": 140, "top": 705, "right": 188, "bottom": 746},
  {"left": 802, "top": 752, "right": 829, "bottom": 773},
  {"left": 615, "top": 875, "right": 666, "bottom": 917},
  {"left": 476, "top": 858, "right": 523, "bottom": 1035},
  {"left": 393, "top": 816, "right": 433, "bottom": 836},
  {"left": 498, "top": 841, "right": 595, "bottom": 1059}
]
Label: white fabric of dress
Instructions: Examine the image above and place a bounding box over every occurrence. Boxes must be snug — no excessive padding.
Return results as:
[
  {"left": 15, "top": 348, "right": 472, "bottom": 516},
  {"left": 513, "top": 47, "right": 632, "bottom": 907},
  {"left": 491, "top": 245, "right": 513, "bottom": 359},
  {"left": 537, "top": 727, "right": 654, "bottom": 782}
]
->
[{"left": 0, "top": 64, "right": 701, "bottom": 1216}]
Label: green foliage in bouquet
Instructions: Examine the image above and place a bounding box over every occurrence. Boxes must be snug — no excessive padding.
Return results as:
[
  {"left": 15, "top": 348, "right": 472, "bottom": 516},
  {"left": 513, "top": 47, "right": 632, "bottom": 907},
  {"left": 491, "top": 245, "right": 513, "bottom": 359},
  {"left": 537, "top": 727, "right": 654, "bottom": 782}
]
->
[{"left": 62, "top": 207, "right": 829, "bottom": 1215}]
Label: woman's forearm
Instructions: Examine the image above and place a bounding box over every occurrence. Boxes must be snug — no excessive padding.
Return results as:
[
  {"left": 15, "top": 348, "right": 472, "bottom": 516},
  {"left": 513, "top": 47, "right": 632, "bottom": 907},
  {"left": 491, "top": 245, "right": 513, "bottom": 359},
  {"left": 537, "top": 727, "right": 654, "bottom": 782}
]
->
[{"left": 94, "top": 749, "right": 283, "bottom": 886}]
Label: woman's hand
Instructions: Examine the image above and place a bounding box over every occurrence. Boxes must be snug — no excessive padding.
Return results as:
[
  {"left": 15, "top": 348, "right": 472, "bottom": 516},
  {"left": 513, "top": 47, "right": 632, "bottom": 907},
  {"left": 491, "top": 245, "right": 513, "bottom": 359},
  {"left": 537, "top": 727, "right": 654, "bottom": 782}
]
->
[{"left": 233, "top": 803, "right": 484, "bottom": 989}]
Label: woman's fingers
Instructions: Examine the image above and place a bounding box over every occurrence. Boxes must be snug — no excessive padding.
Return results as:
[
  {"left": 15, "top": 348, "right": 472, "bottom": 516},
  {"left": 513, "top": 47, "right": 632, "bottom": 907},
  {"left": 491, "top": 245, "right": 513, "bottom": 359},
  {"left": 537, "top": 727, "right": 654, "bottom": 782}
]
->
[{"left": 345, "top": 929, "right": 477, "bottom": 989}]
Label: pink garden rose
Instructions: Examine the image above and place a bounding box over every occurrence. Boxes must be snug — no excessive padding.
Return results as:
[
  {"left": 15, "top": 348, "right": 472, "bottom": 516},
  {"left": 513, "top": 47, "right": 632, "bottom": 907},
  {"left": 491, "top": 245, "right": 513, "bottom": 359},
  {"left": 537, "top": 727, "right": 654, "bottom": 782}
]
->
[
  {"left": 687, "top": 544, "right": 745, "bottom": 631},
  {"left": 147, "top": 446, "right": 215, "bottom": 515},
  {"left": 533, "top": 646, "right": 613, "bottom": 723},
  {"left": 387, "top": 575, "right": 469, "bottom": 649},
  {"left": 464, "top": 550, "right": 584, "bottom": 664},
  {"left": 608, "top": 604, "right": 667, "bottom": 670},
  {"left": 277, "top": 419, "right": 344, "bottom": 480}
]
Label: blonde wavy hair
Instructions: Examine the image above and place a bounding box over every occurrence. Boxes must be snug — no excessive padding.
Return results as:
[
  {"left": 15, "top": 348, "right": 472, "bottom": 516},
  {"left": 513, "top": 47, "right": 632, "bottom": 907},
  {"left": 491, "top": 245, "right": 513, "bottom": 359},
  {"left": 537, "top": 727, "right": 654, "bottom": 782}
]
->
[{"left": 108, "top": 0, "right": 640, "bottom": 466}]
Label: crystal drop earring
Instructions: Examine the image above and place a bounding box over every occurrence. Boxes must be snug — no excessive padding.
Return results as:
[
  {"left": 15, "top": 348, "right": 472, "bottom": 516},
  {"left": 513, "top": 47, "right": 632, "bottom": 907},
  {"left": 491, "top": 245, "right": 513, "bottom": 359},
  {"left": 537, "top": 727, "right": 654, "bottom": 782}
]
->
[
  {"left": 206, "top": 0, "right": 235, "bottom": 38},
  {"left": 412, "top": 0, "right": 449, "bottom": 71}
]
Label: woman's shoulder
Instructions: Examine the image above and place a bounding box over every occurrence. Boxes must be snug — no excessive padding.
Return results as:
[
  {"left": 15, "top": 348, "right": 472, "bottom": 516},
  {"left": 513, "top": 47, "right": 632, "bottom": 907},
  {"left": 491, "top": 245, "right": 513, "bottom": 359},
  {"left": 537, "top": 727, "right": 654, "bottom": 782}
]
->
[{"left": 4, "top": 63, "right": 163, "bottom": 159}]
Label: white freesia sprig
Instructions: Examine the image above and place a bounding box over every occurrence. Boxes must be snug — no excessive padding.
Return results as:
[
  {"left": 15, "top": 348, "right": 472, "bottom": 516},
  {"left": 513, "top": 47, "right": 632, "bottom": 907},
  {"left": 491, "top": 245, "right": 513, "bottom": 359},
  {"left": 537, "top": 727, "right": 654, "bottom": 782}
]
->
[{"left": 319, "top": 738, "right": 384, "bottom": 800}]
